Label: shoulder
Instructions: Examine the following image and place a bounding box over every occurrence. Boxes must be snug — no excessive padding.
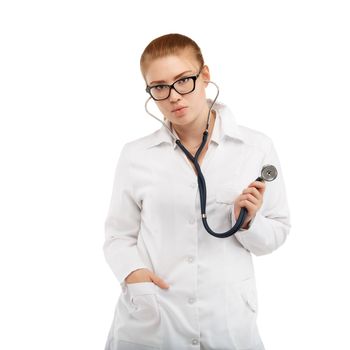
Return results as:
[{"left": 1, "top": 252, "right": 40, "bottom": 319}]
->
[
  {"left": 238, "top": 124, "right": 274, "bottom": 154},
  {"left": 215, "top": 100, "right": 274, "bottom": 154},
  {"left": 238, "top": 124, "right": 273, "bottom": 146},
  {"left": 120, "top": 129, "right": 161, "bottom": 157}
]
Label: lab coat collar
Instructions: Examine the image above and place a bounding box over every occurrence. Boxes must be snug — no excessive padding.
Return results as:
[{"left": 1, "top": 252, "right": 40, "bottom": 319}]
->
[{"left": 146, "top": 99, "right": 245, "bottom": 149}]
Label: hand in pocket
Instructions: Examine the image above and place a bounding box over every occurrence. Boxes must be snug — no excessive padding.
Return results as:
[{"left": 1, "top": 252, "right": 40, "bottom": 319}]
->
[{"left": 125, "top": 268, "right": 170, "bottom": 289}]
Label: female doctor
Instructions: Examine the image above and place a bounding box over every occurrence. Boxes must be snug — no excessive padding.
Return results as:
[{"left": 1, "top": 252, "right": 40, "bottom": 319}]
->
[{"left": 103, "top": 33, "right": 291, "bottom": 350}]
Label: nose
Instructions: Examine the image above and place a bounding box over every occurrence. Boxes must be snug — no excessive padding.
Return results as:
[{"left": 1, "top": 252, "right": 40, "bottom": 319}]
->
[{"left": 168, "top": 86, "right": 182, "bottom": 102}]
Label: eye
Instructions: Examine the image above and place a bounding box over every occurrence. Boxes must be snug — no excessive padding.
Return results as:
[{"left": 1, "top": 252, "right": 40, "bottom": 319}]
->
[
  {"left": 177, "top": 77, "right": 190, "bottom": 85},
  {"left": 153, "top": 85, "right": 167, "bottom": 91}
]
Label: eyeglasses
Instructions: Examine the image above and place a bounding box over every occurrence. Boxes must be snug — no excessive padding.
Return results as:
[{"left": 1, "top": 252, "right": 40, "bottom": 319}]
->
[{"left": 146, "top": 67, "right": 203, "bottom": 101}]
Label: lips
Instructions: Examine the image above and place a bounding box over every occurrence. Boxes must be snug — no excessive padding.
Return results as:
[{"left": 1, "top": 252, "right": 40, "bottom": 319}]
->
[{"left": 171, "top": 106, "right": 187, "bottom": 112}]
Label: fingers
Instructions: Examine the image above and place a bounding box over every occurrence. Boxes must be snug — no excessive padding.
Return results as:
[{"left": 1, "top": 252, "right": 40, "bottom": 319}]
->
[
  {"left": 247, "top": 180, "right": 266, "bottom": 195},
  {"left": 237, "top": 197, "right": 257, "bottom": 213},
  {"left": 240, "top": 193, "right": 259, "bottom": 206},
  {"left": 124, "top": 268, "right": 170, "bottom": 289},
  {"left": 233, "top": 197, "right": 255, "bottom": 229},
  {"left": 241, "top": 181, "right": 266, "bottom": 203},
  {"left": 242, "top": 187, "right": 260, "bottom": 198},
  {"left": 242, "top": 181, "right": 266, "bottom": 197},
  {"left": 233, "top": 180, "right": 266, "bottom": 224},
  {"left": 125, "top": 270, "right": 170, "bottom": 289},
  {"left": 150, "top": 273, "right": 170, "bottom": 289}
]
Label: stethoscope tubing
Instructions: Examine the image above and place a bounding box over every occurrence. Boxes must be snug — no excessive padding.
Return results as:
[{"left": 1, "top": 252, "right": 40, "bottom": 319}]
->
[
  {"left": 176, "top": 131, "right": 255, "bottom": 238},
  {"left": 145, "top": 81, "right": 261, "bottom": 238}
]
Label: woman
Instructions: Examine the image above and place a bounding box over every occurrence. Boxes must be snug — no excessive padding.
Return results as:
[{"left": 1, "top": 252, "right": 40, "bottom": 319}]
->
[{"left": 103, "top": 33, "right": 290, "bottom": 350}]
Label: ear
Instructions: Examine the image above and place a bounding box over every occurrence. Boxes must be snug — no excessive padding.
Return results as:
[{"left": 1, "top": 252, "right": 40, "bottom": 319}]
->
[{"left": 201, "top": 65, "right": 211, "bottom": 87}]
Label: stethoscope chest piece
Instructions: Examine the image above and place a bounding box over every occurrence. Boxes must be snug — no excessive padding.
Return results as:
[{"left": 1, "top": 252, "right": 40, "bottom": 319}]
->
[{"left": 260, "top": 164, "right": 278, "bottom": 182}]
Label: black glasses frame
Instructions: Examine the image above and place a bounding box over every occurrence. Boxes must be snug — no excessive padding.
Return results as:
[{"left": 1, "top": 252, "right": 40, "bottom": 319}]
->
[{"left": 146, "top": 67, "right": 204, "bottom": 101}]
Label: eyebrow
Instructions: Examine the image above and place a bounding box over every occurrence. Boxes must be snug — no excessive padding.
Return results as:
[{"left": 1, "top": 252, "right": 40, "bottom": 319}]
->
[{"left": 149, "top": 70, "right": 194, "bottom": 85}]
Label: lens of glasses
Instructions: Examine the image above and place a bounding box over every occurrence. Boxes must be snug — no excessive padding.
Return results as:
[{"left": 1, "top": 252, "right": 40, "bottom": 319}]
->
[{"left": 150, "top": 77, "right": 195, "bottom": 100}]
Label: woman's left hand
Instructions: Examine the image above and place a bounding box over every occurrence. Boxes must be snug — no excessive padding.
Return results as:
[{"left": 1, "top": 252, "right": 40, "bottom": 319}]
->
[{"left": 233, "top": 181, "right": 266, "bottom": 230}]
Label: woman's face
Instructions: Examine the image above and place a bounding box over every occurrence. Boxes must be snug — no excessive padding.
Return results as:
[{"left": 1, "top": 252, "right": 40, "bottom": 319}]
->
[{"left": 144, "top": 50, "right": 210, "bottom": 127}]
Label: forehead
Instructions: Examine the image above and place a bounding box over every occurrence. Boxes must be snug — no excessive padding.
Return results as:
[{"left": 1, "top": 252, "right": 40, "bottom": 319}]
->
[{"left": 145, "top": 52, "right": 200, "bottom": 84}]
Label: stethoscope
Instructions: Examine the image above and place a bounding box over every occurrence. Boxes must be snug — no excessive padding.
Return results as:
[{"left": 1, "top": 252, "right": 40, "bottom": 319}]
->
[{"left": 145, "top": 81, "right": 278, "bottom": 238}]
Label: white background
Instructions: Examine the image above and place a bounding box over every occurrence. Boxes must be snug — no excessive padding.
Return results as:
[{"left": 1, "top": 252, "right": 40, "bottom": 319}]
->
[{"left": 1, "top": 0, "right": 349, "bottom": 349}]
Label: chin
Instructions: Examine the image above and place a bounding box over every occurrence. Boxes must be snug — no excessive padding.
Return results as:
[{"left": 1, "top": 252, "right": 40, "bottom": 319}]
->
[{"left": 172, "top": 117, "right": 192, "bottom": 126}]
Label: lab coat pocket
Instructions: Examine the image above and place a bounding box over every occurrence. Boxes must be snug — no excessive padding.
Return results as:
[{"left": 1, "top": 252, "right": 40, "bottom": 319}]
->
[
  {"left": 215, "top": 183, "right": 240, "bottom": 227},
  {"left": 117, "top": 282, "right": 162, "bottom": 349},
  {"left": 127, "top": 282, "right": 160, "bottom": 320},
  {"left": 239, "top": 278, "right": 258, "bottom": 313},
  {"left": 116, "top": 339, "right": 160, "bottom": 350},
  {"left": 215, "top": 182, "right": 240, "bottom": 205},
  {"left": 226, "top": 278, "right": 261, "bottom": 348}
]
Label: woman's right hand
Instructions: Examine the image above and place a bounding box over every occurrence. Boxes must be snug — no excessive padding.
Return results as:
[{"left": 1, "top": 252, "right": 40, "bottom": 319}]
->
[{"left": 124, "top": 268, "right": 170, "bottom": 289}]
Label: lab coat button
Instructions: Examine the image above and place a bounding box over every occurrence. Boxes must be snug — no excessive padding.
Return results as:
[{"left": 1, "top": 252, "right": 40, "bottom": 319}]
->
[
  {"left": 191, "top": 182, "right": 197, "bottom": 188},
  {"left": 188, "top": 297, "right": 196, "bottom": 304},
  {"left": 191, "top": 338, "right": 199, "bottom": 345},
  {"left": 187, "top": 256, "right": 194, "bottom": 263},
  {"left": 189, "top": 217, "right": 195, "bottom": 224}
]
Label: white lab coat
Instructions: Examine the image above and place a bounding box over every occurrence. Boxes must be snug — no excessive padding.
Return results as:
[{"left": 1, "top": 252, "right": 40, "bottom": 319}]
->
[{"left": 103, "top": 100, "right": 291, "bottom": 350}]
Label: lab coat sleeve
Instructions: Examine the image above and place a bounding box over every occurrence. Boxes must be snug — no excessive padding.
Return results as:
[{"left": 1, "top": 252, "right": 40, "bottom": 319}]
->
[
  {"left": 234, "top": 139, "right": 291, "bottom": 256},
  {"left": 103, "top": 143, "right": 148, "bottom": 286}
]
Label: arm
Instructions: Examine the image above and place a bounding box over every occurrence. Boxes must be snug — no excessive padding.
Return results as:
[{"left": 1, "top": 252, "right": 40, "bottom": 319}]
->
[
  {"left": 233, "top": 140, "right": 291, "bottom": 255},
  {"left": 102, "top": 144, "right": 148, "bottom": 286}
]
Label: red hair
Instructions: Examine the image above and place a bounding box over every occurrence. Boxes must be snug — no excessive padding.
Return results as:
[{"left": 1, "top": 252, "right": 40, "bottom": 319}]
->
[{"left": 140, "top": 33, "right": 204, "bottom": 79}]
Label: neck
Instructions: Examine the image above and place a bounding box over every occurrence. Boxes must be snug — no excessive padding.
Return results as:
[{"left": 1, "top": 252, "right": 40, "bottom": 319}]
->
[{"left": 171, "top": 109, "right": 216, "bottom": 147}]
